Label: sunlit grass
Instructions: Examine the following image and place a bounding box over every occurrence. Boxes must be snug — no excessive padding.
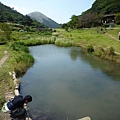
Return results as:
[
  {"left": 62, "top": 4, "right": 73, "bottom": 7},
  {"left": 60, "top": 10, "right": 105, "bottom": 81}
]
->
[
  {"left": 57, "top": 29, "right": 120, "bottom": 53},
  {"left": 0, "top": 44, "right": 34, "bottom": 107},
  {"left": 1, "top": 27, "right": 120, "bottom": 106}
]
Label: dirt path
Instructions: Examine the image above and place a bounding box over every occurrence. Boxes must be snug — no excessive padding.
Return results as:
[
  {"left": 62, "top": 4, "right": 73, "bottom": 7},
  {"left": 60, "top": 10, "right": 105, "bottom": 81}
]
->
[
  {"left": 0, "top": 53, "right": 12, "bottom": 120},
  {"left": 105, "top": 33, "right": 120, "bottom": 55},
  {"left": 0, "top": 54, "right": 8, "bottom": 67},
  {"left": 105, "top": 33, "right": 119, "bottom": 41}
]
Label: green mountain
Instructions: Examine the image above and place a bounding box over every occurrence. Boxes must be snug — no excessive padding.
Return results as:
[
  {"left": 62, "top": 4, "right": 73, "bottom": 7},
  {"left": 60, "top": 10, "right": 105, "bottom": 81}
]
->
[
  {"left": 0, "top": 2, "right": 46, "bottom": 28},
  {"left": 85, "top": 0, "right": 120, "bottom": 14},
  {"left": 28, "top": 11, "right": 60, "bottom": 28},
  {"left": 63, "top": 0, "right": 120, "bottom": 29}
]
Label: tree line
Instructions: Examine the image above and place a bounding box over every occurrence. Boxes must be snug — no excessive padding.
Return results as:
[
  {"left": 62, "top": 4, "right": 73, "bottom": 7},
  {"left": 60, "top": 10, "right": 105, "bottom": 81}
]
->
[
  {"left": 0, "top": 2, "right": 46, "bottom": 28},
  {"left": 62, "top": 12, "right": 120, "bottom": 30},
  {"left": 62, "top": 0, "right": 120, "bottom": 30}
]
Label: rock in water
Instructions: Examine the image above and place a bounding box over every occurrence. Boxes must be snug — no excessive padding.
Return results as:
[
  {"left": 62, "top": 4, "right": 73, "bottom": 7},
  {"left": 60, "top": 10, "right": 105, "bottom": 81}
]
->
[{"left": 78, "top": 116, "right": 91, "bottom": 120}]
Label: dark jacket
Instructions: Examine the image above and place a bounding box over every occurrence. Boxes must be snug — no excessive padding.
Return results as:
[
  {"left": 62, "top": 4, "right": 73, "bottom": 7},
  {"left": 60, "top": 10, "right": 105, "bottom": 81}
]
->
[{"left": 7, "top": 95, "right": 24, "bottom": 110}]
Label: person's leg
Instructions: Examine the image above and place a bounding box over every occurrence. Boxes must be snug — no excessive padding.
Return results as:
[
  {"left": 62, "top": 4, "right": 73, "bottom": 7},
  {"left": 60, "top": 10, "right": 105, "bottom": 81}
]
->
[{"left": 10, "top": 108, "right": 26, "bottom": 120}]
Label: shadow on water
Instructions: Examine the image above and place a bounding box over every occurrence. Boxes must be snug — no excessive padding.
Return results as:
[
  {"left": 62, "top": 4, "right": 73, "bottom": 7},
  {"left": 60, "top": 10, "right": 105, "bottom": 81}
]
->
[{"left": 70, "top": 48, "right": 120, "bottom": 82}]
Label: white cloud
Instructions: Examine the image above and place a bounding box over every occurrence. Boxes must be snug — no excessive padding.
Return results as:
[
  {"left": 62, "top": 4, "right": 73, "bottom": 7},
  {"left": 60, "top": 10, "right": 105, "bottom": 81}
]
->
[{"left": 8, "top": 4, "right": 28, "bottom": 15}]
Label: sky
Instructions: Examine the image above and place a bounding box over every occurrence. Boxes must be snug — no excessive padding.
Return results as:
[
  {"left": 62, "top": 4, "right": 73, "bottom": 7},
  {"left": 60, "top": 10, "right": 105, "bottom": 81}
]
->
[{"left": 0, "top": 0, "right": 95, "bottom": 24}]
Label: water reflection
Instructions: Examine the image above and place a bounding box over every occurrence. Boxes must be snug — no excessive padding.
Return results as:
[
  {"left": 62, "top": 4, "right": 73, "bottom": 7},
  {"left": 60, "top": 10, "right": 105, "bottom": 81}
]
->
[
  {"left": 70, "top": 48, "right": 120, "bottom": 81},
  {"left": 21, "top": 45, "right": 120, "bottom": 120}
]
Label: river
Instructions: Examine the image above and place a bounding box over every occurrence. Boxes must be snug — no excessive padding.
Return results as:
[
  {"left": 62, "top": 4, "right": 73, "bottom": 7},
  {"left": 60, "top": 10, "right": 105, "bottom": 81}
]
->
[{"left": 20, "top": 45, "right": 120, "bottom": 120}]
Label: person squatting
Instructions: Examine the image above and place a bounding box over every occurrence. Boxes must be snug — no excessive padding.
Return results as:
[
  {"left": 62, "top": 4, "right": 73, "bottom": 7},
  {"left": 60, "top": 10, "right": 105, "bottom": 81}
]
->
[{"left": 2, "top": 95, "right": 32, "bottom": 119}]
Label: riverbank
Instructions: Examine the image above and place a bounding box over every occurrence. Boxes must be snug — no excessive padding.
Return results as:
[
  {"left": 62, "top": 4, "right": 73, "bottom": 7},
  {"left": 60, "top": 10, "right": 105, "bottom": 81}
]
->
[
  {"left": 0, "top": 27, "right": 120, "bottom": 119},
  {"left": 0, "top": 44, "right": 34, "bottom": 119},
  {"left": 20, "top": 45, "right": 120, "bottom": 120},
  {"left": 15, "top": 28, "right": 120, "bottom": 63}
]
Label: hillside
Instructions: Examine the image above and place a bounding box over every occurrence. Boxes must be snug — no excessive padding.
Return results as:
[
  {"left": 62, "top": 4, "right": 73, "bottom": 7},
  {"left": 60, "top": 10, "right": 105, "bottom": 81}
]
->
[
  {"left": 28, "top": 11, "right": 60, "bottom": 28},
  {"left": 0, "top": 2, "right": 46, "bottom": 28},
  {"left": 85, "top": 0, "right": 120, "bottom": 14},
  {"left": 63, "top": 0, "right": 120, "bottom": 29}
]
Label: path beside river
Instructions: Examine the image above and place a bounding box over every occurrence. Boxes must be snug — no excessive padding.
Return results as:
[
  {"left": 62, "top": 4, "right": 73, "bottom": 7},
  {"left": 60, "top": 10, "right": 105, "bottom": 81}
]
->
[{"left": 0, "top": 53, "right": 8, "bottom": 67}]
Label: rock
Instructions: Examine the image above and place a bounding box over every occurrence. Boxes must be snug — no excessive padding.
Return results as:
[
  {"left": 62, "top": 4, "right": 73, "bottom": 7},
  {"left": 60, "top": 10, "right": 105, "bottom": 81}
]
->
[
  {"left": 78, "top": 116, "right": 91, "bottom": 120},
  {"left": 26, "top": 117, "right": 32, "bottom": 120},
  {"left": 4, "top": 51, "right": 8, "bottom": 55}
]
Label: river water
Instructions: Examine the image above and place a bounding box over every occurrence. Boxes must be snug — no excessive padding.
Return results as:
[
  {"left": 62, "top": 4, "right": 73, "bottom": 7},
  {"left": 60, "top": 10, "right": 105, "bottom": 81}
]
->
[{"left": 20, "top": 45, "right": 120, "bottom": 120}]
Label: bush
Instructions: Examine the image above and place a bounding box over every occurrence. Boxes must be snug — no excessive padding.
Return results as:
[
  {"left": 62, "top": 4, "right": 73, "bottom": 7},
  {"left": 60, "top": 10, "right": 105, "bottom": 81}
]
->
[
  {"left": 55, "top": 39, "right": 61, "bottom": 46},
  {"left": 10, "top": 42, "right": 29, "bottom": 53},
  {"left": 87, "top": 45, "right": 94, "bottom": 53},
  {"left": 0, "top": 23, "right": 12, "bottom": 41},
  {"left": 14, "top": 53, "right": 34, "bottom": 77},
  {"left": 107, "top": 46, "right": 115, "bottom": 55},
  {"left": 0, "top": 37, "right": 5, "bottom": 42},
  {"left": 55, "top": 39, "right": 72, "bottom": 47},
  {"left": 15, "top": 53, "right": 34, "bottom": 64}
]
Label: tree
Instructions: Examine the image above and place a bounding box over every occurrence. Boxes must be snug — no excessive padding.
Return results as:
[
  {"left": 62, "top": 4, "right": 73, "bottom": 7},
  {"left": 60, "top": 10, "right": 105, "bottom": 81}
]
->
[
  {"left": 0, "top": 23, "right": 12, "bottom": 41},
  {"left": 68, "top": 15, "right": 79, "bottom": 29},
  {"left": 21, "top": 15, "right": 32, "bottom": 26},
  {"left": 115, "top": 13, "right": 120, "bottom": 24},
  {"left": 61, "top": 23, "right": 69, "bottom": 31},
  {"left": 78, "top": 12, "right": 102, "bottom": 28}
]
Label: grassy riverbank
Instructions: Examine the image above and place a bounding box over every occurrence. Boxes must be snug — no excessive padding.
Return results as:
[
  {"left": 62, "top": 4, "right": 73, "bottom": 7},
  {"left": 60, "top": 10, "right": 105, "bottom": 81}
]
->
[
  {"left": 0, "top": 43, "right": 34, "bottom": 110},
  {"left": 55, "top": 28, "right": 120, "bottom": 63},
  {"left": 0, "top": 27, "right": 120, "bottom": 111},
  {"left": 13, "top": 28, "right": 120, "bottom": 62}
]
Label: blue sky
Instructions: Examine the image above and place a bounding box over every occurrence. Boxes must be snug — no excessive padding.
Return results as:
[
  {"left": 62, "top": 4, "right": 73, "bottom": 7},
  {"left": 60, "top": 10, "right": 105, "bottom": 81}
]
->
[{"left": 0, "top": 0, "right": 95, "bottom": 23}]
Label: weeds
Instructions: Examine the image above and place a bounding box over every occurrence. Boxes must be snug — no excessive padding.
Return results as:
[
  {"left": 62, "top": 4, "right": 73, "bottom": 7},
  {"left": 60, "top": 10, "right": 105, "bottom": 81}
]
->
[
  {"left": 1, "top": 28, "right": 120, "bottom": 108},
  {"left": 87, "top": 44, "right": 94, "bottom": 53},
  {"left": 10, "top": 42, "right": 29, "bottom": 53}
]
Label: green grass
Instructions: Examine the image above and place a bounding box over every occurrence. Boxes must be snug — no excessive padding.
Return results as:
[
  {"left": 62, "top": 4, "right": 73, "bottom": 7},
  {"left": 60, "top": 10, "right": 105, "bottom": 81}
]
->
[
  {"left": 0, "top": 44, "right": 34, "bottom": 108},
  {"left": 0, "top": 27, "right": 120, "bottom": 107},
  {"left": 55, "top": 28, "right": 120, "bottom": 63},
  {"left": 0, "top": 46, "right": 5, "bottom": 59},
  {"left": 107, "top": 28, "right": 120, "bottom": 39},
  {"left": 57, "top": 28, "right": 120, "bottom": 52}
]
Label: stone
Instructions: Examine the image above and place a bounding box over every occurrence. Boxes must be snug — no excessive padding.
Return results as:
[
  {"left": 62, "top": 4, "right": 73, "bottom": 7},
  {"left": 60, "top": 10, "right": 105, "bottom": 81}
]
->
[{"left": 78, "top": 116, "right": 91, "bottom": 120}]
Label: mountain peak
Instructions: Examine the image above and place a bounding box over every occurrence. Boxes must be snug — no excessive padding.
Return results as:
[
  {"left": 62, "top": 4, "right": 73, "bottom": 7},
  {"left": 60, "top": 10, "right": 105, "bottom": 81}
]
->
[{"left": 28, "top": 11, "right": 59, "bottom": 28}]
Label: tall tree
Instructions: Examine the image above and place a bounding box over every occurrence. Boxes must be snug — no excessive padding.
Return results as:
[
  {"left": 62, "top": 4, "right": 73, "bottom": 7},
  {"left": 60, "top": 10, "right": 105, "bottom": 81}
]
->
[{"left": 68, "top": 15, "right": 79, "bottom": 29}]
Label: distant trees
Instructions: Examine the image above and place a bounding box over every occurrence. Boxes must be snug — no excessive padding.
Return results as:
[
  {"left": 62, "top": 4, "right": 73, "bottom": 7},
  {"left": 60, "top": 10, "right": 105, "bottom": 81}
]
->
[
  {"left": 68, "top": 15, "right": 79, "bottom": 29},
  {"left": 21, "top": 15, "right": 32, "bottom": 26},
  {"left": 61, "top": 0, "right": 120, "bottom": 30},
  {"left": 115, "top": 13, "right": 120, "bottom": 24},
  {"left": 61, "top": 13, "right": 102, "bottom": 30},
  {"left": 89, "top": 0, "right": 120, "bottom": 15},
  {"left": 0, "top": 2, "right": 46, "bottom": 28},
  {"left": 0, "top": 23, "right": 12, "bottom": 41},
  {"left": 78, "top": 12, "right": 102, "bottom": 28},
  {"left": 61, "top": 15, "right": 79, "bottom": 30}
]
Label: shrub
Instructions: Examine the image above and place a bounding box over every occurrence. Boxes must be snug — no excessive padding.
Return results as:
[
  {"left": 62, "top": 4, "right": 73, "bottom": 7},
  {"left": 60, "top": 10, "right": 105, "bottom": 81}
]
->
[
  {"left": 0, "top": 37, "right": 5, "bottom": 42},
  {"left": 0, "top": 23, "right": 12, "bottom": 41},
  {"left": 14, "top": 53, "right": 34, "bottom": 77},
  {"left": 55, "top": 39, "right": 61, "bottom": 46},
  {"left": 103, "top": 47, "right": 115, "bottom": 56},
  {"left": 0, "top": 96, "right": 5, "bottom": 109},
  {"left": 87, "top": 45, "right": 94, "bottom": 53},
  {"left": 109, "top": 46, "right": 115, "bottom": 55},
  {"left": 15, "top": 53, "right": 34, "bottom": 64},
  {"left": 50, "top": 37, "right": 56, "bottom": 44},
  {"left": 10, "top": 42, "right": 29, "bottom": 53},
  {"left": 64, "top": 41, "right": 72, "bottom": 47}
]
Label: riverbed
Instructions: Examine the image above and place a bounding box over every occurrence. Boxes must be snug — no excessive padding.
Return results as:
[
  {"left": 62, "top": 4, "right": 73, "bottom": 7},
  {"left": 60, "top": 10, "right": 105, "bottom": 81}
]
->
[{"left": 20, "top": 45, "right": 120, "bottom": 120}]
